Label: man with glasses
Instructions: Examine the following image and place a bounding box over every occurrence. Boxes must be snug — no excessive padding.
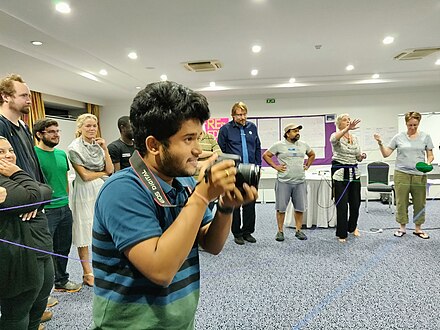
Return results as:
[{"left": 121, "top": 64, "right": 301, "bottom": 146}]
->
[
  {"left": 218, "top": 101, "right": 261, "bottom": 245},
  {"left": 33, "top": 118, "right": 82, "bottom": 293}
]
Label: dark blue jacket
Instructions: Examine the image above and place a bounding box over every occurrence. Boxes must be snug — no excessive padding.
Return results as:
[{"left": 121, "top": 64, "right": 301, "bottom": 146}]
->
[{"left": 218, "top": 120, "right": 261, "bottom": 165}]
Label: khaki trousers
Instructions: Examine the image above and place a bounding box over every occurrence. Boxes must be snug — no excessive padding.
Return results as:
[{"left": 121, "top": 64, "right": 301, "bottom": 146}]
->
[{"left": 393, "top": 170, "right": 427, "bottom": 225}]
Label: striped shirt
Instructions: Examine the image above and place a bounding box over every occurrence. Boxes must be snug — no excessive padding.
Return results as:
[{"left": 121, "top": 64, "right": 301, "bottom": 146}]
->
[{"left": 92, "top": 168, "right": 212, "bottom": 329}]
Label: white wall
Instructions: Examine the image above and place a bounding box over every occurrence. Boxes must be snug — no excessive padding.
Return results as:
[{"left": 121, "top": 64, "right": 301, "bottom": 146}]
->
[{"left": 99, "top": 85, "right": 440, "bottom": 162}]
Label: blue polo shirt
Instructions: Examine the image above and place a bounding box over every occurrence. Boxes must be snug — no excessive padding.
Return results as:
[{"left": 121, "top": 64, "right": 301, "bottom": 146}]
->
[
  {"left": 92, "top": 168, "right": 213, "bottom": 329},
  {"left": 218, "top": 120, "right": 262, "bottom": 165}
]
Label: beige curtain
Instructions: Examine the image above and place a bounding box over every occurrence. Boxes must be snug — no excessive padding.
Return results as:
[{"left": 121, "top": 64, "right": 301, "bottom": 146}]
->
[
  {"left": 22, "top": 91, "right": 46, "bottom": 132},
  {"left": 86, "top": 103, "right": 101, "bottom": 137}
]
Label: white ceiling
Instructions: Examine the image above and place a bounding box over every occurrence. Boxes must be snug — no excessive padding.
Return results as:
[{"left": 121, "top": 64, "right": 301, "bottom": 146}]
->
[{"left": 1, "top": 0, "right": 440, "bottom": 106}]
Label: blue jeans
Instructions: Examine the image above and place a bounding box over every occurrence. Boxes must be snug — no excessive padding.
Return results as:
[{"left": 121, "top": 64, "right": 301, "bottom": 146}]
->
[{"left": 45, "top": 205, "right": 73, "bottom": 286}]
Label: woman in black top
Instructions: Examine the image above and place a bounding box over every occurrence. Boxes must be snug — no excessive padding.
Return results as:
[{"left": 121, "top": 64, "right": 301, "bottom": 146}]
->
[{"left": 0, "top": 136, "right": 54, "bottom": 330}]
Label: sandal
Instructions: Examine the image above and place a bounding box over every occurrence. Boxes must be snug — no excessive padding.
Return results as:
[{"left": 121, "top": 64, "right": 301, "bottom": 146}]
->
[
  {"left": 83, "top": 273, "right": 95, "bottom": 287},
  {"left": 413, "top": 232, "right": 430, "bottom": 239},
  {"left": 393, "top": 230, "right": 406, "bottom": 237}
]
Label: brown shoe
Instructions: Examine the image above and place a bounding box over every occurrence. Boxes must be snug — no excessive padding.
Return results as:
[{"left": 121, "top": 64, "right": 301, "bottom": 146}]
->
[{"left": 41, "top": 310, "right": 53, "bottom": 323}]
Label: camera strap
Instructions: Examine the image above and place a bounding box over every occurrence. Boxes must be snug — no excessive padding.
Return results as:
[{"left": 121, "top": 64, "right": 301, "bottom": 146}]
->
[{"left": 129, "top": 151, "right": 189, "bottom": 208}]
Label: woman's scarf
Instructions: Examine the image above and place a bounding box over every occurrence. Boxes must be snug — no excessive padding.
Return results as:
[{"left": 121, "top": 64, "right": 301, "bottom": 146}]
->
[{"left": 68, "top": 137, "right": 105, "bottom": 171}]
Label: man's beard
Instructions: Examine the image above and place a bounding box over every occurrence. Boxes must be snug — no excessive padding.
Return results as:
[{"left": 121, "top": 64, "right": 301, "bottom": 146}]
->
[
  {"left": 159, "top": 145, "right": 195, "bottom": 178},
  {"left": 42, "top": 136, "right": 58, "bottom": 148},
  {"left": 19, "top": 106, "right": 30, "bottom": 115},
  {"left": 125, "top": 130, "right": 134, "bottom": 140},
  {"left": 290, "top": 135, "right": 300, "bottom": 142},
  {"left": 10, "top": 99, "right": 30, "bottom": 114}
]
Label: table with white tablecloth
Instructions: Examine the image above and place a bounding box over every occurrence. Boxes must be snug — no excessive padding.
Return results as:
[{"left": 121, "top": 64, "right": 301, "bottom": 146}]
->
[{"left": 284, "top": 173, "right": 336, "bottom": 228}]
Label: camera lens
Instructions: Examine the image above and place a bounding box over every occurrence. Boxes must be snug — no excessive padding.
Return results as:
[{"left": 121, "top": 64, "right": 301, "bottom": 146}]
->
[{"left": 235, "top": 164, "right": 261, "bottom": 189}]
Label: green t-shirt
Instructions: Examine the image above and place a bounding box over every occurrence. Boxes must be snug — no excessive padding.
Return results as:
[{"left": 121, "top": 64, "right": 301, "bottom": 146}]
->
[{"left": 34, "top": 147, "right": 69, "bottom": 208}]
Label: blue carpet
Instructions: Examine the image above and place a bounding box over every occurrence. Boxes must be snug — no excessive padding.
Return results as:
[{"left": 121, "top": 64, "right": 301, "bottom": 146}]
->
[{"left": 45, "top": 201, "right": 440, "bottom": 329}]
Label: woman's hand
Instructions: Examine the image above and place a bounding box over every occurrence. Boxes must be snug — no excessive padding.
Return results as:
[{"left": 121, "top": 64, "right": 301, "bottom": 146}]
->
[
  {"left": 347, "top": 119, "right": 361, "bottom": 131},
  {"left": 94, "top": 137, "right": 107, "bottom": 150},
  {"left": 0, "top": 186, "right": 6, "bottom": 203},
  {"left": 0, "top": 159, "right": 21, "bottom": 177},
  {"left": 373, "top": 133, "right": 382, "bottom": 143}
]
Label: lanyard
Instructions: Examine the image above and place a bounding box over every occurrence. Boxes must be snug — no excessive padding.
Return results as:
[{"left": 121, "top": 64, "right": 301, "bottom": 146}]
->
[{"left": 129, "top": 151, "right": 191, "bottom": 208}]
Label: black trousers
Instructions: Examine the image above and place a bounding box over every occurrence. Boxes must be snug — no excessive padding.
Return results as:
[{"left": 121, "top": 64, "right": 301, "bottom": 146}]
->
[
  {"left": 45, "top": 205, "right": 73, "bottom": 286},
  {"left": 231, "top": 201, "right": 256, "bottom": 237},
  {"left": 0, "top": 257, "right": 54, "bottom": 330},
  {"left": 334, "top": 180, "right": 361, "bottom": 239}
]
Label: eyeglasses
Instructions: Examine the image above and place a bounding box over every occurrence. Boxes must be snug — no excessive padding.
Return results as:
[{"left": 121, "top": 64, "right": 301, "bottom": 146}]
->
[
  {"left": 42, "top": 129, "right": 61, "bottom": 135},
  {"left": 233, "top": 113, "right": 247, "bottom": 118}
]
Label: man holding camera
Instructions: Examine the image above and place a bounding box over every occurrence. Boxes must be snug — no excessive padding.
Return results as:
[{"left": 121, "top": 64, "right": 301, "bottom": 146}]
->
[
  {"left": 92, "top": 81, "right": 258, "bottom": 329},
  {"left": 218, "top": 102, "right": 261, "bottom": 245},
  {"left": 263, "top": 123, "right": 315, "bottom": 241}
]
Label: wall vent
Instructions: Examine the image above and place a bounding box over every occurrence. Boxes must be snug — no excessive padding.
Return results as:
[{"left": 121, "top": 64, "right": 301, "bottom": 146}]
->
[
  {"left": 183, "top": 60, "right": 222, "bottom": 72},
  {"left": 394, "top": 47, "right": 440, "bottom": 60}
]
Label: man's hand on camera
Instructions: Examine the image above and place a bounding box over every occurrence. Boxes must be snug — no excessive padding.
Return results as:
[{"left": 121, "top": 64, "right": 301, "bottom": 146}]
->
[
  {"left": 221, "top": 184, "right": 258, "bottom": 209},
  {"left": 198, "top": 155, "right": 238, "bottom": 202}
]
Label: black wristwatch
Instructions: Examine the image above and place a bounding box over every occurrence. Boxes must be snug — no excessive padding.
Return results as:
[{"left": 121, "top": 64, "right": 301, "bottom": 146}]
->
[{"left": 216, "top": 201, "right": 234, "bottom": 214}]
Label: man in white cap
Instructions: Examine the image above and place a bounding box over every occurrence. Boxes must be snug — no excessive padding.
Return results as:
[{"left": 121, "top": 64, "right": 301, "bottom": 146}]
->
[{"left": 263, "top": 123, "right": 315, "bottom": 241}]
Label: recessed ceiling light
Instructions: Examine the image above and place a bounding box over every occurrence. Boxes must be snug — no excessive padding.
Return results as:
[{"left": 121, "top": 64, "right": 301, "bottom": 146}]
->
[
  {"left": 383, "top": 36, "right": 394, "bottom": 45},
  {"left": 209, "top": 81, "right": 216, "bottom": 87},
  {"left": 160, "top": 74, "right": 168, "bottom": 81},
  {"left": 99, "top": 69, "right": 108, "bottom": 76},
  {"left": 31, "top": 41, "right": 43, "bottom": 46},
  {"left": 435, "top": 59, "right": 440, "bottom": 65},
  {"left": 55, "top": 2, "right": 71, "bottom": 14},
  {"left": 128, "top": 52, "right": 138, "bottom": 60},
  {"left": 252, "top": 45, "right": 262, "bottom": 53},
  {"left": 372, "top": 73, "right": 380, "bottom": 79},
  {"left": 345, "top": 64, "right": 354, "bottom": 71},
  {"left": 251, "top": 69, "right": 258, "bottom": 76},
  {"left": 289, "top": 78, "right": 296, "bottom": 84},
  {"left": 79, "top": 72, "right": 99, "bottom": 82},
  {"left": 135, "top": 86, "right": 141, "bottom": 90}
]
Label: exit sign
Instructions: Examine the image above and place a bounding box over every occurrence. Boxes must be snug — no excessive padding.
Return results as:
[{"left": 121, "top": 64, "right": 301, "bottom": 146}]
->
[{"left": 266, "top": 98, "right": 276, "bottom": 104}]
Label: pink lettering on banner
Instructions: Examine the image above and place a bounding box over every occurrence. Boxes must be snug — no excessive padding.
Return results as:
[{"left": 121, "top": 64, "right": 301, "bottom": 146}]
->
[{"left": 204, "top": 118, "right": 229, "bottom": 139}]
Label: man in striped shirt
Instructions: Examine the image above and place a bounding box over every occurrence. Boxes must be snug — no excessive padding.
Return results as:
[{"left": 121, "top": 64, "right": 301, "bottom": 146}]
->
[{"left": 92, "top": 81, "right": 258, "bottom": 329}]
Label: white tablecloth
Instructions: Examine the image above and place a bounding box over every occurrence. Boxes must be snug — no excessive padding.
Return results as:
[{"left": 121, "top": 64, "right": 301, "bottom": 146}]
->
[{"left": 284, "top": 174, "right": 336, "bottom": 228}]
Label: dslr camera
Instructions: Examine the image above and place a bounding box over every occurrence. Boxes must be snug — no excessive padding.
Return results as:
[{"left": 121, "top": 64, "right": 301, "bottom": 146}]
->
[{"left": 205, "top": 153, "right": 261, "bottom": 191}]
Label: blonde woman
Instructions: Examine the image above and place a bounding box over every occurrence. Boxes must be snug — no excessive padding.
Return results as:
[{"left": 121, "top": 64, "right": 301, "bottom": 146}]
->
[
  {"left": 374, "top": 111, "right": 434, "bottom": 239},
  {"left": 68, "top": 114, "right": 113, "bottom": 286},
  {"left": 330, "top": 114, "right": 366, "bottom": 243}
]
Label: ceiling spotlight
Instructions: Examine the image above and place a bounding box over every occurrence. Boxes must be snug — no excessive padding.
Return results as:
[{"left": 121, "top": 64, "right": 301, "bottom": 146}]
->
[
  {"left": 135, "top": 86, "right": 141, "bottom": 90},
  {"left": 55, "top": 2, "right": 71, "bottom": 14},
  {"left": 160, "top": 74, "right": 168, "bottom": 81},
  {"left": 128, "top": 52, "right": 138, "bottom": 60},
  {"left": 209, "top": 81, "right": 216, "bottom": 87},
  {"left": 252, "top": 45, "right": 262, "bottom": 53},
  {"left": 371, "top": 73, "right": 380, "bottom": 79},
  {"left": 382, "top": 36, "right": 394, "bottom": 45},
  {"left": 99, "top": 69, "right": 108, "bottom": 76},
  {"left": 31, "top": 41, "right": 43, "bottom": 46},
  {"left": 435, "top": 59, "right": 440, "bottom": 65},
  {"left": 251, "top": 69, "right": 258, "bottom": 76},
  {"left": 345, "top": 64, "right": 354, "bottom": 71},
  {"left": 79, "top": 72, "right": 99, "bottom": 82},
  {"left": 289, "top": 78, "right": 296, "bottom": 84}
]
